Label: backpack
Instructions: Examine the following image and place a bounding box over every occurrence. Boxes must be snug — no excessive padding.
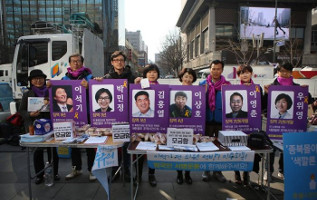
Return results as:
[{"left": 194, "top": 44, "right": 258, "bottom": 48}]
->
[
  {"left": 248, "top": 130, "right": 273, "bottom": 149},
  {"left": 6, "top": 112, "right": 23, "bottom": 127}
]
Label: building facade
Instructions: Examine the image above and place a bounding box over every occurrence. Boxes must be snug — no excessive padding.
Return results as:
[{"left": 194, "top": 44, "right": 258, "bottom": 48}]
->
[
  {"left": 0, "top": 0, "right": 125, "bottom": 71},
  {"left": 177, "top": 0, "right": 317, "bottom": 70}
]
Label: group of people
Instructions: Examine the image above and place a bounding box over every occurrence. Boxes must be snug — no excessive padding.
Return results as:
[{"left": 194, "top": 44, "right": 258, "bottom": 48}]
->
[{"left": 20, "top": 50, "right": 314, "bottom": 188}]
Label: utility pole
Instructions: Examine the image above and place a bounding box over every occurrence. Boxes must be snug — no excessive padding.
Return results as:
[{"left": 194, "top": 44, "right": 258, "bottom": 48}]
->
[{"left": 273, "top": 0, "right": 278, "bottom": 63}]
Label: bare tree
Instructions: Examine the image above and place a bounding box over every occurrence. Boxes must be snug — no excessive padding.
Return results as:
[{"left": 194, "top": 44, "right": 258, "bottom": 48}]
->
[
  {"left": 159, "top": 29, "right": 186, "bottom": 76},
  {"left": 276, "top": 38, "right": 303, "bottom": 68}
]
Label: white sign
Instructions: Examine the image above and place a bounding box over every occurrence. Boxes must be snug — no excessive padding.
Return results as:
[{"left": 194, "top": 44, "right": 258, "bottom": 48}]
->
[
  {"left": 28, "top": 97, "right": 49, "bottom": 112},
  {"left": 167, "top": 128, "right": 194, "bottom": 147},
  {"left": 93, "top": 146, "right": 118, "bottom": 170},
  {"left": 53, "top": 121, "right": 74, "bottom": 140},
  {"left": 112, "top": 123, "right": 130, "bottom": 143}
]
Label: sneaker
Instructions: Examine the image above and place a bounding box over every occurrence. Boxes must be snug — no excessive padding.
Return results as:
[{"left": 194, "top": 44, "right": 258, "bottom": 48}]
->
[
  {"left": 89, "top": 172, "right": 96, "bottom": 181},
  {"left": 148, "top": 174, "right": 157, "bottom": 187},
  {"left": 277, "top": 172, "right": 284, "bottom": 179},
  {"left": 65, "top": 166, "right": 82, "bottom": 180},
  {"left": 54, "top": 174, "right": 61, "bottom": 181},
  {"left": 202, "top": 171, "right": 210, "bottom": 182},
  {"left": 263, "top": 171, "right": 272, "bottom": 181},
  {"left": 213, "top": 171, "right": 226, "bottom": 183}
]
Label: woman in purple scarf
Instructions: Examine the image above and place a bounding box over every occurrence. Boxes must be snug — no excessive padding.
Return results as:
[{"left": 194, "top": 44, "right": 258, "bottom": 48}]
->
[{"left": 19, "top": 69, "right": 60, "bottom": 184}]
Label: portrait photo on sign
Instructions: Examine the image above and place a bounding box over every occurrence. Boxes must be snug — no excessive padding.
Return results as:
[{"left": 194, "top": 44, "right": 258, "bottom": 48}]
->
[
  {"left": 169, "top": 90, "right": 192, "bottom": 118},
  {"left": 52, "top": 85, "right": 73, "bottom": 112},
  {"left": 270, "top": 91, "right": 294, "bottom": 119},
  {"left": 92, "top": 85, "right": 114, "bottom": 112},
  {"left": 225, "top": 90, "right": 248, "bottom": 118},
  {"left": 132, "top": 89, "right": 155, "bottom": 118}
]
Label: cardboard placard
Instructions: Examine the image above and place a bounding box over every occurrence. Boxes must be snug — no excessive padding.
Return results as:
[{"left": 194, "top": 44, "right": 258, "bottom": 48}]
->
[
  {"left": 166, "top": 128, "right": 193, "bottom": 147},
  {"left": 53, "top": 121, "right": 75, "bottom": 140}
]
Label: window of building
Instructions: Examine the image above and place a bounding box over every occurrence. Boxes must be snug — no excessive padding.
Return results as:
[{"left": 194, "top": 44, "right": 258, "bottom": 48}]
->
[
  {"left": 52, "top": 41, "right": 67, "bottom": 61},
  {"left": 312, "top": 27, "right": 317, "bottom": 51},
  {"left": 216, "top": 25, "right": 233, "bottom": 37},
  {"left": 201, "top": 28, "right": 209, "bottom": 54},
  {"left": 290, "top": 27, "right": 304, "bottom": 39},
  {"left": 195, "top": 35, "right": 200, "bottom": 57},
  {"left": 190, "top": 40, "right": 194, "bottom": 59}
]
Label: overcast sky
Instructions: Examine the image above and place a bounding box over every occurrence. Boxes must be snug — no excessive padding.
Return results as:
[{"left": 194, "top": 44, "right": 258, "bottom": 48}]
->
[{"left": 125, "top": 0, "right": 182, "bottom": 62}]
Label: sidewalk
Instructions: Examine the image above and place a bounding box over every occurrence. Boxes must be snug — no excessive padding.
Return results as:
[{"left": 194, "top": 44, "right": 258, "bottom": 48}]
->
[{"left": 0, "top": 144, "right": 284, "bottom": 200}]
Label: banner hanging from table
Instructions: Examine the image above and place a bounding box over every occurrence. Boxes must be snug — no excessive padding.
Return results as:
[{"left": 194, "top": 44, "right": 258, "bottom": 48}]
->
[
  {"left": 92, "top": 145, "right": 118, "bottom": 200},
  {"left": 266, "top": 85, "right": 308, "bottom": 140},
  {"left": 49, "top": 80, "right": 88, "bottom": 126},
  {"left": 222, "top": 84, "right": 262, "bottom": 134},
  {"left": 284, "top": 132, "right": 317, "bottom": 200},
  {"left": 169, "top": 85, "right": 206, "bottom": 135},
  {"left": 147, "top": 150, "right": 255, "bottom": 171}
]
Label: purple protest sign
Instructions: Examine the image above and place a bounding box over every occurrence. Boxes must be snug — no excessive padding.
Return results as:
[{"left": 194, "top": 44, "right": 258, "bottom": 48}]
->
[
  {"left": 49, "top": 80, "right": 88, "bottom": 126},
  {"left": 266, "top": 85, "right": 308, "bottom": 140},
  {"left": 89, "top": 79, "right": 128, "bottom": 127},
  {"left": 169, "top": 85, "right": 206, "bottom": 135},
  {"left": 130, "top": 84, "right": 170, "bottom": 134},
  {"left": 222, "top": 84, "right": 262, "bottom": 134}
]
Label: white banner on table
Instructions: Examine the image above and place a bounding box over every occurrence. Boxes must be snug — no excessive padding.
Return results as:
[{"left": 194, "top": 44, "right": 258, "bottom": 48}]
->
[
  {"left": 112, "top": 123, "right": 130, "bottom": 143},
  {"left": 92, "top": 146, "right": 118, "bottom": 200},
  {"left": 147, "top": 150, "right": 255, "bottom": 171},
  {"left": 166, "top": 128, "right": 193, "bottom": 147}
]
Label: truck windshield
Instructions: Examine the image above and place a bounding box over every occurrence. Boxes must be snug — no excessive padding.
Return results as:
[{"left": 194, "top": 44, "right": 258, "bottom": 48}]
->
[{"left": 16, "top": 41, "right": 48, "bottom": 86}]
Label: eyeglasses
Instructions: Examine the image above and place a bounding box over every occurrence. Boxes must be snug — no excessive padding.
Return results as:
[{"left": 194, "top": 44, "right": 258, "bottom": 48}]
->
[
  {"left": 112, "top": 59, "right": 125, "bottom": 63},
  {"left": 71, "top": 60, "right": 82, "bottom": 63},
  {"left": 32, "top": 77, "right": 45, "bottom": 81},
  {"left": 98, "top": 97, "right": 110, "bottom": 101}
]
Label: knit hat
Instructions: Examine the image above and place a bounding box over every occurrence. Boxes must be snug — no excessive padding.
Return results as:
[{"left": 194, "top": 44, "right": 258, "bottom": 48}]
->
[{"left": 28, "top": 69, "right": 47, "bottom": 81}]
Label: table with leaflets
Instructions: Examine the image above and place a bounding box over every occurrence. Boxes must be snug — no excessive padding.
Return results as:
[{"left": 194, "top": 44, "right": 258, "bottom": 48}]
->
[
  {"left": 20, "top": 135, "right": 124, "bottom": 200},
  {"left": 128, "top": 139, "right": 273, "bottom": 200}
]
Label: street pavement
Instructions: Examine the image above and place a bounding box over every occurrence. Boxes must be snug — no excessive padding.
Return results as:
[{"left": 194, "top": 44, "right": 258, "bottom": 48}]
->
[{"left": 0, "top": 143, "right": 284, "bottom": 200}]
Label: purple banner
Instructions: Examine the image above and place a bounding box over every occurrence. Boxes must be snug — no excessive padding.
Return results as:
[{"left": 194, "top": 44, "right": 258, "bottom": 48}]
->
[
  {"left": 169, "top": 85, "right": 206, "bottom": 135},
  {"left": 89, "top": 79, "right": 128, "bottom": 127},
  {"left": 222, "top": 85, "right": 262, "bottom": 134},
  {"left": 49, "top": 80, "right": 88, "bottom": 126},
  {"left": 129, "top": 84, "right": 170, "bottom": 134},
  {"left": 266, "top": 85, "right": 308, "bottom": 140}
]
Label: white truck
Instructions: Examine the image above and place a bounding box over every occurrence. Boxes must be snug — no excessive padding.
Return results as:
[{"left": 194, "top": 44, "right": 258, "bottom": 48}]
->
[{"left": 10, "top": 18, "right": 104, "bottom": 112}]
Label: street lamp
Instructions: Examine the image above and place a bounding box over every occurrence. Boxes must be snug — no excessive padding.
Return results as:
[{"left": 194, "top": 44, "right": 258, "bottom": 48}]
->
[{"left": 253, "top": 33, "right": 264, "bottom": 65}]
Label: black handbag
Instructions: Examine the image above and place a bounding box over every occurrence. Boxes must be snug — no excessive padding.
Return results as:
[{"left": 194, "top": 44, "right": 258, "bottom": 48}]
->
[{"left": 248, "top": 130, "right": 272, "bottom": 148}]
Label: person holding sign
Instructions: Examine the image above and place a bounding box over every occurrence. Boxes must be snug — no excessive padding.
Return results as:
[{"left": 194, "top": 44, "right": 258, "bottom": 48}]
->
[
  {"left": 61, "top": 53, "right": 96, "bottom": 181},
  {"left": 19, "top": 69, "right": 60, "bottom": 184},
  {"left": 135, "top": 64, "right": 160, "bottom": 186},
  {"left": 173, "top": 67, "right": 197, "bottom": 184},
  {"left": 263, "top": 62, "right": 312, "bottom": 181},
  {"left": 96, "top": 51, "right": 137, "bottom": 182},
  {"left": 199, "top": 60, "right": 230, "bottom": 183},
  {"left": 225, "top": 92, "right": 248, "bottom": 118},
  {"left": 94, "top": 88, "right": 113, "bottom": 112}
]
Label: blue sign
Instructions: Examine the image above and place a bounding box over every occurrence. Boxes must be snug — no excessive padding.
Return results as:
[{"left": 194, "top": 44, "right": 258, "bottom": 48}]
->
[{"left": 284, "top": 132, "right": 317, "bottom": 199}]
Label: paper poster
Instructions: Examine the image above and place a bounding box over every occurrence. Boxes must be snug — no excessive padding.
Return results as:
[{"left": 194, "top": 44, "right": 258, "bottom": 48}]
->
[
  {"left": 49, "top": 80, "right": 88, "bottom": 126},
  {"left": 129, "top": 84, "right": 170, "bottom": 134},
  {"left": 89, "top": 79, "right": 128, "bottom": 127},
  {"left": 222, "top": 84, "right": 262, "bottom": 134},
  {"left": 266, "top": 85, "right": 308, "bottom": 140},
  {"left": 169, "top": 85, "right": 205, "bottom": 135}
]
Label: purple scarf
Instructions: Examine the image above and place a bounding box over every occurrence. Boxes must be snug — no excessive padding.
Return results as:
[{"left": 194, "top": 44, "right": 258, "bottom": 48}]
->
[
  {"left": 67, "top": 66, "right": 92, "bottom": 78},
  {"left": 207, "top": 75, "right": 230, "bottom": 111},
  {"left": 240, "top": 79, "right": 254, "bottom": 85},
  {"left": 277, "top": 76, "right": 293, "bottom": 86},
  {"left": 32, "top": 85, "right": 48, "bottom": 97},
  {"left": 149, "top": 81, "right": 159, "bottom": 85}
]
